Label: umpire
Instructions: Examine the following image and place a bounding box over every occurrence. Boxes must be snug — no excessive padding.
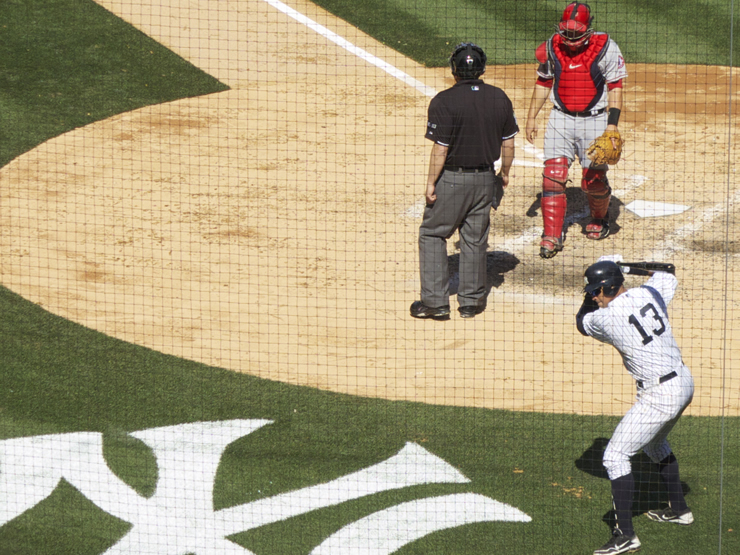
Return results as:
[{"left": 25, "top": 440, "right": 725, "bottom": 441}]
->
[{"left": 411, "top": 43, "right": 519, "bottom": 320}]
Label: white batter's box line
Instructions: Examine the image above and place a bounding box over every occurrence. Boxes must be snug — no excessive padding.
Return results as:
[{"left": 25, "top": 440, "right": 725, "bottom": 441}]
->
[
  {"left": 490, "top": 226, "right": 542, "bottom": 253},
  {"left": 490, "top": 289, "right": 578, "bottom": 306},
  {"left": 612, "top": 174, "right": 650, "bottom": 197},
  {"left": 402, "top": 199, "right": 426, "bottom": 218},
  {"left": 649, "top": 188, "right": 740, "bottom": 260},
  {"left": 522, "top": 143, "right": 546, "bottom": 161},
  {"left": 512, "top": 159, "right": 545, "bottom": 168},
  {"left": 263, "top": 0, "right": 438, "bottom": 98}
]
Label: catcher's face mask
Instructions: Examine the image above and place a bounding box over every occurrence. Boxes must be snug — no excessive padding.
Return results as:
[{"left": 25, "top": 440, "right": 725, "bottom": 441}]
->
[
  {"left": 558, "top": 21, "right": 592, "bottom": 48},
  {"left": 558, "top": 2, "right": 593, "bottom": 48}
]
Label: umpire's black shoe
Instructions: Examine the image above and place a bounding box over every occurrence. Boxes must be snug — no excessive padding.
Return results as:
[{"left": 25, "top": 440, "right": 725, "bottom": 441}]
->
[
  {"left": 458, "top": 304, "right": 486, "bottom": 318},
  {"left": 410, "top": 301, "right": 450, "bottom": 320}
]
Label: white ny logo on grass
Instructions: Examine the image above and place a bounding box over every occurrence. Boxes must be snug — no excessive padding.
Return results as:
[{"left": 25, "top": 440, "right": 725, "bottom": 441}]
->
[{"left": 0, "top": 420, "right": 530, "bottom": 554}]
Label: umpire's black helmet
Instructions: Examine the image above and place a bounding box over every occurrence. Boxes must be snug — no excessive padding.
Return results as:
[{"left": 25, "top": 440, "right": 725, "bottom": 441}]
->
[
  {"left": 583, "top": 261, "right": 624, "bottom": 296},
  {"left": 449, "top": 42, "right": 487, "bottom": 79}
]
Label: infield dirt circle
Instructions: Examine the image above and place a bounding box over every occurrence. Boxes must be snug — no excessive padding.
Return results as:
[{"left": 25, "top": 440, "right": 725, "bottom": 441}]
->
[{"left": 1, "top": 0, "right": 738, "bottom": 416}]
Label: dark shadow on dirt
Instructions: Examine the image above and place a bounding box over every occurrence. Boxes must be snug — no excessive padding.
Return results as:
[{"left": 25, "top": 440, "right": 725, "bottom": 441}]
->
[{"left": 447, "top": 251, "right": 520, "bottom": 296}]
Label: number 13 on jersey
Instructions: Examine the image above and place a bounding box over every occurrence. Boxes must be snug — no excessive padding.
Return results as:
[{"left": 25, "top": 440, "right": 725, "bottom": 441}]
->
[{"left": 628, "top": 303, "right": 666, "bottom": 345}]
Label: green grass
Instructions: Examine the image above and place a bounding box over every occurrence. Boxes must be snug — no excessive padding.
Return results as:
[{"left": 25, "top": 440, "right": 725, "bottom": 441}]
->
[
  {"left": 310, "top": 0, "right": 739, "bottom": 66},
  {"left": 0, "top": 0, "right": 228, "bottom": 167}
]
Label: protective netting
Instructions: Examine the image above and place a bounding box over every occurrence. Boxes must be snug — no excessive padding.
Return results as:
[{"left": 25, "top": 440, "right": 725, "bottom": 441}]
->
[{"left": 0, "top": 0, "right": 736, "bottom": 553}]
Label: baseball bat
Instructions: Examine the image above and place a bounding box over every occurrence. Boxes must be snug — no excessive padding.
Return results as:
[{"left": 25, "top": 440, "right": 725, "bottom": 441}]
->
[{"left": 617, "top": 261, "right": 676, "bottom": 275}]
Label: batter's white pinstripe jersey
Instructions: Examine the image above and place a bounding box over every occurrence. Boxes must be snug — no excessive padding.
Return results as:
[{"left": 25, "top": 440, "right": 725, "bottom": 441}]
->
[{"left": 581, "top": 272, "right": 690, "bottom": 383}]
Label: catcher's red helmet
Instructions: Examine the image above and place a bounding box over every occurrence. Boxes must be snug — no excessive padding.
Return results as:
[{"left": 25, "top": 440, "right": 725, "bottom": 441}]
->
[{"left": 558, "top": 2, "right": 594, "bottom": 48}]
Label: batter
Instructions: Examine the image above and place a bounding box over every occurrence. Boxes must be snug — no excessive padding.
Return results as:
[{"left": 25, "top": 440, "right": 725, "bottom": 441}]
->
[
  {"left": 577, "top": 258, "right": 695, "bottom": 555},
  {"left": 525, "top": 2, "right": 628, "bottom": 258}
]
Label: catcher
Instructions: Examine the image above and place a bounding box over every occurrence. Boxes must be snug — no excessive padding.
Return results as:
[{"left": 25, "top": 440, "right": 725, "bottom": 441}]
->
[{"left": 525, "top": 2, "right": 627, "bottom": 259}]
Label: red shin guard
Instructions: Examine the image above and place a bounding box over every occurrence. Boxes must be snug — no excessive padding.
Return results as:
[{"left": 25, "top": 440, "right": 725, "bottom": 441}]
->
[
  {"left": 541, "top": 158, "right": 570, "bottom": 240},
  {"left": 582, "top": 168, "right": 611, "bottom": 220},
  {"left": 542, "top": 194, "right": 567, "bottom": 239}
]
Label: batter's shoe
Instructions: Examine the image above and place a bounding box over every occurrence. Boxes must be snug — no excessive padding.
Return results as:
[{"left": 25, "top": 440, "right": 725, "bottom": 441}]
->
[
  {"left": 645, "top": 506, "right": 694, "bottom": 525},
  {"left": 593, "top": 530, "right": 641, "bottom": 555},
  {"left": 586, "top": 219, "right": 610, "bottom": 240},
  {"left": 410, "top": 301, "right": 450, "bottom": 320},
  {"left": 539, "top": 236, "right": 563, "bottom": 259}
]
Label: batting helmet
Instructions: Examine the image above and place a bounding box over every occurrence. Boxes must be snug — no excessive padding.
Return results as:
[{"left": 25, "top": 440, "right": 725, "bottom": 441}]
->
[
  {"left": 558, "top": 2, "right": 594, "bottom": 49},
  {"left": 449, "top": 42, "right": 487, "bottom": 79},
  {"left": 583, "top": 261, "right": 624, "bottom": 297}
]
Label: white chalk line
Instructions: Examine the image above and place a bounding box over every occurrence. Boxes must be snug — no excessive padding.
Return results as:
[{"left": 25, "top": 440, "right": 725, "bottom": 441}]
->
[
  {"left": 612, "top": 174, "right": 648, "bottom": 197},
  {"left": 263, "top": 0, "right": 437, "bottom": 98},
  {"left": 649, "top": 187, "right": 740, "bottom": 260}
]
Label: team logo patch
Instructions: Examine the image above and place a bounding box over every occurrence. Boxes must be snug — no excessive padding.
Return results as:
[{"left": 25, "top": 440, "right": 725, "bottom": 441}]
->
[
  {"left": 471, "top": 86, "right": 480, "bottom": 91},
  {"left": 0, "top": 420, "right": 532, "bottom": 553}
]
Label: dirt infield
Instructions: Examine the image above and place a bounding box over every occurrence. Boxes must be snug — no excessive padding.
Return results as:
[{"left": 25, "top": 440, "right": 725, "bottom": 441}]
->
[{"left": 0, "top": 0, "right": 737, "bottom": 416}]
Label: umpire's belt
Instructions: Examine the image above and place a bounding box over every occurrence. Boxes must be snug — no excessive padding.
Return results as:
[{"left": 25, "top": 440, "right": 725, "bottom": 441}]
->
[
  {"left": 553, "top": 106, "right": 607, "bottom": 118},
  {"left": 636, "top": 371, "right": 677, "bottom": 390},
  {"left": 444, "top": 165, "right": 492, "bottom": 173}
]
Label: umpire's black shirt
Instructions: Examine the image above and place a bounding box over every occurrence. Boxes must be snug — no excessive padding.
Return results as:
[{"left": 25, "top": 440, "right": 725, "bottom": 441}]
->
[{"left": 425, "top": 79, "right": 519, "bottom": 169}]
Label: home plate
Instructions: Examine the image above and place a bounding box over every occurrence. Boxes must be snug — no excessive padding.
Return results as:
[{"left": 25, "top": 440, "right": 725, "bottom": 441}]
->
[{"left": 625, "top": 200, "right": 691, "bottom": 218}]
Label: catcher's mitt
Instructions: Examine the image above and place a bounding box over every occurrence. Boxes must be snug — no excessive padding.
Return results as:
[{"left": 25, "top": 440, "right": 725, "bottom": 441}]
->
[{"left": 587, "top": 130, "right": 623, "bottom": 165}]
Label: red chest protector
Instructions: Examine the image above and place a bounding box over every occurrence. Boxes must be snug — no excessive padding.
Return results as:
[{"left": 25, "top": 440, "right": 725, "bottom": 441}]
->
[{"left": 547, "top": 33, "right": 609, "bottom": 112}]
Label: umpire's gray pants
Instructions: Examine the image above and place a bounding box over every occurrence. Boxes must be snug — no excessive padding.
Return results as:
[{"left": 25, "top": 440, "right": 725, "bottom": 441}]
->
[{"left": 418, "top": 169, "right": 496, "bottom": 308}]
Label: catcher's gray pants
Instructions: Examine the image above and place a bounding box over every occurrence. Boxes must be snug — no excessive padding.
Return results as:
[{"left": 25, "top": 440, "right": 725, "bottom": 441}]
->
[
  {"left": 544, "top": 108, "right": 608, "bottom": 170},
  {"left": 418, "top": 169, "right": 497, "bottom": 309}
]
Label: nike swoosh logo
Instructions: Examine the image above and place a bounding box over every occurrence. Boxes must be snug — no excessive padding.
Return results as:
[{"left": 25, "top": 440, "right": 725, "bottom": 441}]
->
[{"left": 569, "top": 64, "right": 582, "bottom": 69}]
